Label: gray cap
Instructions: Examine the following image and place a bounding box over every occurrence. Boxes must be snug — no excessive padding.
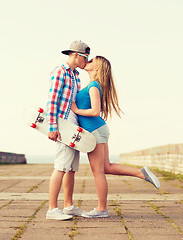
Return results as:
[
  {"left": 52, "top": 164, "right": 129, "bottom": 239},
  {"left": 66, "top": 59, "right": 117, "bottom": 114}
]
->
[{"left": 61, "top": 40, "right": 90, "bottom": 55}]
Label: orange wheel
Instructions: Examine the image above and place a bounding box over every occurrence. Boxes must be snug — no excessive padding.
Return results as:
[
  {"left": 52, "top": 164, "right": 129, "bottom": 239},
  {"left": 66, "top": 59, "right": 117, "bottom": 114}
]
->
[
  {"left": 31, "top": 123, "right": 37, "bottom": 128},
  {"left": 77, "top": 127, "right": 83, "bottom": 132},
  {"left": 38, "top": 108, "right": 44, "bottom": 113},
  {"left": 69, "top": 142, "right": 75, "bottom": 148}
]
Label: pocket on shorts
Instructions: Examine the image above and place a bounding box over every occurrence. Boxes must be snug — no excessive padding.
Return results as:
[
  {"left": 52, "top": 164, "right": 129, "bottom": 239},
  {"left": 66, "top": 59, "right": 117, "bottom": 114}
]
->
[
  {"left": 92, "top": 124, "right": 110, "bottom": 143},
  {"left": 56, "top": 142, "right": 66, "bottom": 153},
  {"left": 99, "top": 125, "right": 110, "bottom": 139}
]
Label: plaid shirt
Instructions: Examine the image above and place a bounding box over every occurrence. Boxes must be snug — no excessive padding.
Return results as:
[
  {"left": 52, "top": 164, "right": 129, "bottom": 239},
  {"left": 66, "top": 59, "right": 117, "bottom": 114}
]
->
[{"left": 46, "top": 63, "right": 81, "bottom": 132}]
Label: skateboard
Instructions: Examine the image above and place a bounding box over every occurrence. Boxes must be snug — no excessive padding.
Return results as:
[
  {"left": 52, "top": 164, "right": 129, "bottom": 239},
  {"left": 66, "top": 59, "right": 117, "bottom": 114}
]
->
[{"left": 23, "top": 106, "right": 96, "bottom": 153}]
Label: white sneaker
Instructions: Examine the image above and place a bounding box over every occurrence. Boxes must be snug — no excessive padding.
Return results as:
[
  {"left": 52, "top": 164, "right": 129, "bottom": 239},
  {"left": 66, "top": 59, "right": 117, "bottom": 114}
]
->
[
  {"left": 46, "top": 208, "right": 73, "bottom": 220},
  {"left": 63, "top": 205, "right": 83, "bottom": 216},
  {"left": 141, "top": 166, "right": 160, "bottom": 189},
  {"left": 82, "top": 208, "right": 108, "bottom": 218}
]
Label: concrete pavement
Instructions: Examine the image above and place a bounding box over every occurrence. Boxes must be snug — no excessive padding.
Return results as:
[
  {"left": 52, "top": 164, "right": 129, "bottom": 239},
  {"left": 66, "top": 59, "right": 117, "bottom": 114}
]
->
[{"left": 0, "top": 164, "right": 183, "bottom": 240}]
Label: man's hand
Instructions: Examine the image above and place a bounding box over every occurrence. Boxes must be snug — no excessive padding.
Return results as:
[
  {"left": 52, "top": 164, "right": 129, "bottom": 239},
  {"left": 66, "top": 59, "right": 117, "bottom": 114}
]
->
[{"left": 48, "top": 131, "right": 61, "bottom": 142}]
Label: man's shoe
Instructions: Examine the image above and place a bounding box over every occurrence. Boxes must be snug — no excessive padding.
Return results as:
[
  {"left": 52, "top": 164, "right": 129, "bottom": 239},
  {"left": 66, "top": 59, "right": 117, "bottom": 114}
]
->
[
  {"left": 141, "top": 166, "right": 160, "bottom": 189},
  {"left": 82, "top": 208, "right": 108, "bottom": 218},
  {"left": 63, "top": 205, "right": 83, "bottom": 216},
  {"left": 46, "top": 208, "right": 73, "bottom": 220}
]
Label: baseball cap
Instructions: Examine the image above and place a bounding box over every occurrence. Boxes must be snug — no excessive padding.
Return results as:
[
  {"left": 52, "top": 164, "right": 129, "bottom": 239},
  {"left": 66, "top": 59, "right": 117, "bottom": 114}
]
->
[{"left": 61, "top": 40, "right": 90, "bottom": 55}]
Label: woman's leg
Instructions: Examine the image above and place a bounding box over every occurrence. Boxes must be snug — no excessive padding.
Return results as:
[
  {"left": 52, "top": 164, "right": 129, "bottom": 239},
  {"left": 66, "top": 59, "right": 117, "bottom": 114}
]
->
[
  {"left": 104, "top": 143, "right": 160, "bottom": 188},
  {"left": 104, "top": 143, "right": 145, "bottom": 179},
  {"left": 88, "top": 143, "right": 108, "bottom": 211}
]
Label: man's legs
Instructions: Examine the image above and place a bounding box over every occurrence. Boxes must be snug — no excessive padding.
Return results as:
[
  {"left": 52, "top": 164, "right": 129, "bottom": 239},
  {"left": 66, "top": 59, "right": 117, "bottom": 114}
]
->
[
  {"left": 51, "top": 142, "right": 77, "bottom": 209},
  {"left": 62, "top": 150, "right": 82, "bottom": 216},
  {"left": 63, "top": 171, "right": 75, "bottom": 208},
  {"left": 46, "top": 143, "right": 78, "bottom": 220},
  {"left": 46, "top": 169, "right": 73, "bottom": 220},
  {"left": 48, "top": 169, "right": 65, "bottom": 210}
]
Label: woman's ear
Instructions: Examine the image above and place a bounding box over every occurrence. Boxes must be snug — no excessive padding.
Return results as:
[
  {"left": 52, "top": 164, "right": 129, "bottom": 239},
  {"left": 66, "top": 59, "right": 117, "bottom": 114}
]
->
[{"left": 94, "top": 66, "right": 98, "bottom": 71}]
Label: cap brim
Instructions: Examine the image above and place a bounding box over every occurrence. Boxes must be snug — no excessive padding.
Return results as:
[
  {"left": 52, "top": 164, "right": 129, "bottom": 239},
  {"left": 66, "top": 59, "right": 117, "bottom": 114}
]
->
[{"left": 61, "top": 50, "right": 76, "bottom": 55}]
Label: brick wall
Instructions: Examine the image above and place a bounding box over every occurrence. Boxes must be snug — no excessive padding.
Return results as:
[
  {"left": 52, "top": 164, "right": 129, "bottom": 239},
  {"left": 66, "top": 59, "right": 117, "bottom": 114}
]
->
[
  {"left": 0, "top": 152, "right": 27, "bottom": 164},
  {"left": 120, "top": 143, "right": 183, "bottom": 174}
]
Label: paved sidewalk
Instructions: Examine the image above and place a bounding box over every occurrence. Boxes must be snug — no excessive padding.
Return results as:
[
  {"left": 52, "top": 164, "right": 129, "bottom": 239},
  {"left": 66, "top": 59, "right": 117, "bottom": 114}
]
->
[{"left": 0, "top": 164, "right": 183, "bottom": 240}]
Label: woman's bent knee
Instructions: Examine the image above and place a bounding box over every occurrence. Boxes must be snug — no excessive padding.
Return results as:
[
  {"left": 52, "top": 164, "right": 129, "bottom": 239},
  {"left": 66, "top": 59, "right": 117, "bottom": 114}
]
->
[{"left": 104, "top": 163, "right": 112, "bottom": 174}]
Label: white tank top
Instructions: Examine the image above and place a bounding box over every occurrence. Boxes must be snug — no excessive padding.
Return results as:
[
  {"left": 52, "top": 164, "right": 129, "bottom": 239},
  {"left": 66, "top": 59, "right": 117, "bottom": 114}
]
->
[{"left": 67, "top": 80, "right": 79, "bottom": 125}]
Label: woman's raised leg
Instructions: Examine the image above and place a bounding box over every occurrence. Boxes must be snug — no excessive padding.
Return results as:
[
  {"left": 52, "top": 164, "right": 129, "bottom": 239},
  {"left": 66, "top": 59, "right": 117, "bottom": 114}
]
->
[{"left": 104, "top": 143, "right": 145, "bottom": 179}]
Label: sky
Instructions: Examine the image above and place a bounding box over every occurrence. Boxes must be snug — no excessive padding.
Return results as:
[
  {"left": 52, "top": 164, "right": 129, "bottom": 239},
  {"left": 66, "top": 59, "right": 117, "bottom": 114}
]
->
[{"left": 0, "top": 0, "right": 183, "bottom": 157}]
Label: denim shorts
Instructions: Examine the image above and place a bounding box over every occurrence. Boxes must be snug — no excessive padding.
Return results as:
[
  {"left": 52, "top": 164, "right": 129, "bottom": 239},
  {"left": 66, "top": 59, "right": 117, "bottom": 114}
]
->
[{"left": 91, "top": 124, "right": 110, "bottom": 144}]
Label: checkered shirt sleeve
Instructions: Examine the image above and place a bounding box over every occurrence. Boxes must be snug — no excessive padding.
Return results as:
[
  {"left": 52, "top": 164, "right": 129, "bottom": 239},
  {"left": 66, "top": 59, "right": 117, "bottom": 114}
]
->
[{"left": 46, "top": 67, "right": 65, "bottom": 132}]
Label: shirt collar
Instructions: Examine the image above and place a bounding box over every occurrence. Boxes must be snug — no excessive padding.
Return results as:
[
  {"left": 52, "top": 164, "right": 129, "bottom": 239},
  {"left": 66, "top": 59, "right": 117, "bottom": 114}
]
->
[{"left": 64, "top": 63, "right": 80, "bottom": 76}]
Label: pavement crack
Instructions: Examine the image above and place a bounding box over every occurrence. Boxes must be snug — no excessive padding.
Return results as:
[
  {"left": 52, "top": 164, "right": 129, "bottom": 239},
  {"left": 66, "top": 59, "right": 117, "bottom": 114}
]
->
[
  {"left": 12, "top": 200, "right": 47, "bottom": 240},
  {"left": 0, "top": 199, "right": 14, "bottom": 210},
  {"left": 112, "top": 200, "right": 134, "bottom": 240},
  {"left": 68, "top": 219, "right": 80, "bottom": 240},
  {"left": 147, "top": 201, "right": 183, "bottom": 235},
  {"left": 68, "top": 165, "right": 88, "bottom": 240},
  {"left": 123, "top": 180, "right": 138, "bottom": 194},
  {"left": 26, "top": 180, "right": 45, "bottom": 193},
  {"left": 0, "top": 180, "right": 22, "bottom": 192}
]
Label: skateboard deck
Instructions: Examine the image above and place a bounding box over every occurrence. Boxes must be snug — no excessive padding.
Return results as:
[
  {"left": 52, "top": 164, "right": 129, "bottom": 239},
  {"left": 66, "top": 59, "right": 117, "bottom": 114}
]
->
[{"left": 23, "top": 106, "right": 96, "bottom": 153}]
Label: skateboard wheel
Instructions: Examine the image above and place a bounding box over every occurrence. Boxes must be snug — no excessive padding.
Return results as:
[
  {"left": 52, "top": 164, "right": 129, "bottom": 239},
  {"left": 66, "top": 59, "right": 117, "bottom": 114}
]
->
[
  {"left": 69, "top": 142, "right": 75, "bottom": 148},
  {"left": 77, "top": 127, "right": 83, "bottom": 132},
  {"left": 38, "top": 108, "right": 44, "bottom": 113},
  {"left": 31, "top": 123, "right": 37, "bottom": 128}
]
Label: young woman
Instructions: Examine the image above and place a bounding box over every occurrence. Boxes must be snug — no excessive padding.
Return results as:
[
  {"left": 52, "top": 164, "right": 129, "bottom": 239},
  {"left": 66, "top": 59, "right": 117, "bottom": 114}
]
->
[{"left": 71, "top": 56, "right": 160, "bottom": 218}]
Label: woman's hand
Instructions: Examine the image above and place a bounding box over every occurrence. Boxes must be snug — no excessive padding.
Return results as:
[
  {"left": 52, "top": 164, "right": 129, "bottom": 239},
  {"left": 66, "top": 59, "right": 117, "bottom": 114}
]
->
[{"left": 71, "top": 102, "right": 78, "bottom": 114}]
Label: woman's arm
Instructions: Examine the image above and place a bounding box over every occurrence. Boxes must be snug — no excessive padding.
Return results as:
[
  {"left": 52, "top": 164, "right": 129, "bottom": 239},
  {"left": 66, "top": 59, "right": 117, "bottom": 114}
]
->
[{"left": 71, "top": 87, "right": 101, "bottom": 117}]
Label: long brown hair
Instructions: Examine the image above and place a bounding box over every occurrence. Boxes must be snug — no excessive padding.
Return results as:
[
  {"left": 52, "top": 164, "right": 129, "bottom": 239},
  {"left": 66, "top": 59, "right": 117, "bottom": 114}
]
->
[{"left": 93, "top": 56, "right": 122, "bottom": 121}]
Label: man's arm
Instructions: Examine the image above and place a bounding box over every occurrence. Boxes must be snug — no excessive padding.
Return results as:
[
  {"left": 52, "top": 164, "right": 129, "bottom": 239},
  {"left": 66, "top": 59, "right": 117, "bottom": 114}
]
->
[
  {"left": 48, "top": 131, "right": 61, "bottom": 142},
  {"left": 46, "top": 67, "right": 65, "bottom": 141}
]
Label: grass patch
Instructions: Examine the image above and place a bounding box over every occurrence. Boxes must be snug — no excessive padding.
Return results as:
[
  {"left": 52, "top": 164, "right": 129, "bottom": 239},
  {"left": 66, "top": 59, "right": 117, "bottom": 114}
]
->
[
  {"left": 147, "top": 201, "right": 183, "bottom": 235},
  {"left": 113, "top": 201, "right": 134, "bottom": 240},
  {"left": 69, "top": 219, "right": 80, "bottom": 240},
  {"left": 69, "top": 176, "right": 86, "bottom": 239},
  {"left": 0, "top": 199, "right": 14, "bottom": 210},
  {"left": 26, "top": 180, "right": 45, "bottom": 193},
  {"left": 153, "top": 169, "right": 183, "bottom": 181},
  {"left": 13, "top": 200, "right": 47, "bottom": 240},
  {"left": 124, "top": 164, "right": 183, "bottom": 181}
]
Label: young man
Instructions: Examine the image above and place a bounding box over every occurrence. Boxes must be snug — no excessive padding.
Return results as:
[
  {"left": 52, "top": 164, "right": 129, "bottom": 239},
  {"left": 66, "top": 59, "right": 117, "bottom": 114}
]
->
[{"left": 46, "top": 40, "right": 90, "bottom": 220}]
